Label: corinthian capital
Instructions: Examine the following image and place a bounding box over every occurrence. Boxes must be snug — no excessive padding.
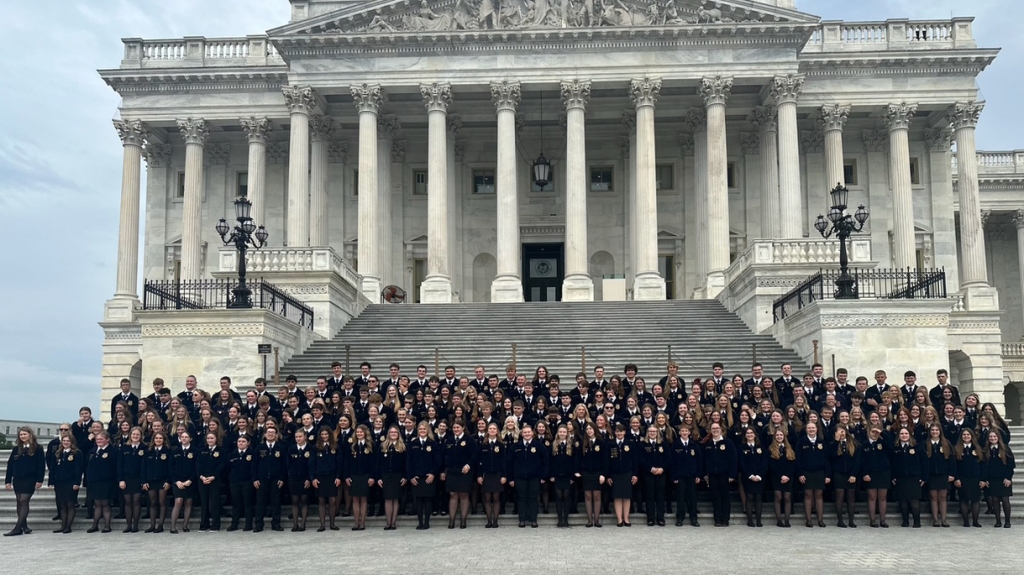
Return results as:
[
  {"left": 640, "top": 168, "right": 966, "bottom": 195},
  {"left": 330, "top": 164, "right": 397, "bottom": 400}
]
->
[
  {"left": 699, "top": 76, "right": 732, "bottom": 108},
  {"left": 679, "top": 133, "right": 695, "bottom": 156},
  {"left": 818, "top": 104, "right": 851, "bottom": 132},
  {"left": 748, "top": 105, "right": 777, "bottom": 133},
  {"left": 948, "top": 101, "right": 984, "bottom": 130},
  {"left": 142, "top": 143, "right": 171, "bottom": 168},
  {"left": 420, "top": 82, "right": 452, "bottom": 113},
  {"left": 769, "top": 74, "right": 804, "bottom": 105},
  {"left": 684, "top": 109, "right": 707, "bottom": 133},
  {"left": 560, "top": 80, "right": 591, "bottom": 111},
  {"left": 113, "top": 119, "right": 146, "bottom": 147},
  {"left": 282, "top": 85, "right": 321, "bottom": 114},
  {"left": 309, "top": 115, "right": 336, "bottom": 142},
  {"left": 446, "top": 114, "right": 463, "bottom": 137},
  {"left": 176, "top": 118, "right": 209, "bottom": 146},
  {"left": 350, "top": 83, "right": 386, "bottom": 114},
  {"left": 377, "top": 114, "right": 401, "bottom": 140},
  {"left": 629, "top": 77, "right": 662, "bottom": 109},
  {"left": 491, "top": 81, "right": 521, "bottom": 112},
  {"left": 1013, "top": 210, "right": 1024, "bottom": 231},
  {"left": 925, "top": 126, "right": 954, "bottom": 153},
  {"left": 882, "top": 103, "right": 918, "bottom": 131},
  {"left": 240, "top": 116, "right": 272, "bottom": 144},
  {"left": 622, "top": 111, "right": 637, "bottom": 132}
]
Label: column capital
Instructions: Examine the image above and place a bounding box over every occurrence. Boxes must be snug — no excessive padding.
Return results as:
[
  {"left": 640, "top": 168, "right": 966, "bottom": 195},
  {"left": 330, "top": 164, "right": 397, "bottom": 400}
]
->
[
  {"left": 206, "top": 143, "right": 232, "bottom": 166},
  {"left": 1013, "top": 210, "right": 1024, "bottom": 231},
  {"left": 350, "top": 83, "right": 387, "bottom": 114},
  {"left": 862, "top": 129, "right": 887, "bottom": 153},
  {"left": 267, "top": 142, "right": 289, "bottom": 164},
  {"left": 328, "top": 141, "right": 348, "bottom": 164},
  {"left": 560, "top": 79, "right": 591, "bottom": 111},
  {"left": 980, "top": 209, "right": 992, "bottom": 228},
  {"left": 113, "top": 119, "right": 146, "bottom": 147},
  {"left": 769, "top": 74, "right": 804, "bottom": 105},
  {"left": 818, "top": 104, "right": 851, "bottom": 132},
  {"left": 454, "top": 141, "right": 467, "bottom": 162},
  {"left": 925, "top": 126, "right": 954, "bottom": 153},
  {"left": 882, "top": 102, "right": 918, "bottom": 132},
  {"left": 622, "top": 110, "right": 637, "bottom": 133},
  {"left": 240, "top": 116, "right": 272, "bottom": 143},
  {"left": 740, "top": 132, "right": 760, "bottom": 155},
  {"left": 748, "top": 105, "right": 777, "bottom": 133},
  {"left": 490, "top": 80, "right": 521, "bottom": 112},
  {"left": 684, "top": 108, "right": 707, "bottom": 133},
  {"left": 948, "top": 101, "right": 984, "bottom": 130},
  {"left": 679, "top": 132, "right": 695, "bottom": 157},
  {"left": 420, "top": 82, "right": 452, "bottom": 113},
  {"left": 391, "top": 140, "right": 407, "bottom": 163},
  {"left": 446, "top": 114, "right": 463, "bottom": 138},
  {"left": 619, "top": 135, "right": 630, "bottom": 160},
  {"left": 629, "top": 77, "right": 662, "bottom": 109},
  {"left": 282, "top": 85, "right": 322, "bottom": 114},
  {"left": 176, "top": 118, "right": 209, "bottom": 146},
  {"left": 699, "top": 76, "right": 732, "bottom": 108},
  {"left": 309, "top": 114, "right": 336, "bottom": 143},
  {"left": 377, "top": 114, "right": 401, "bottom": 140},
  {"left": 800, "top": 130, "right": 824, "bottom": 154},
  {"left": 142, "top": 143, "right": 171, "bottom": 167},
  {"left": 515, "top": 113, "right": 526, "bottom": 135}
]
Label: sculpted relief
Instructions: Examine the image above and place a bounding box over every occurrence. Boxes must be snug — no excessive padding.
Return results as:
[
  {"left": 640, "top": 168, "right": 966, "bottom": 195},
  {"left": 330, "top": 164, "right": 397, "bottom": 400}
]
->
[{"left": 361, "top": 0, "right": 756, "bottom": 33}]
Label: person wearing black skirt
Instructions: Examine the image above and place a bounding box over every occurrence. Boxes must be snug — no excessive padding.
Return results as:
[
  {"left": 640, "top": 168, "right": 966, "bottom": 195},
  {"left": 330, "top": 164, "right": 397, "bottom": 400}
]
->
[
  {"left": 168, "top": 431, "right": 197, "bottom": 533},
  {"left": 378, "top": 426, "right": 407, "bottom": 530},
  {"left": 767, "top": 429, "right": 796, "bottom": 527},
  {"left": 796, "top": 421, "right": 830, "bottom": 528},
  {"left": 287, "top": 429, "right": 313, "bottom": 532},
  {"left": 923, "top": 423, "right": 954, "bottom": 527},
  {"left": 579, "top": 423, "right": 608, "bottom": 528},
  {"left": 407, "top": 422, "right": 440, "bottom": 530},
  {"left": 344, "top": 425, "right": 377, "bottom": 531},
  {"left": 142, "top": 431, "right": 172, "bottom": 533},
  {"left": 549, "top": 425, "right": 580, "bottom": 528},
  {"left": 738, "top": 427, "right": 768, "bottom": 527},
  {"left": 442, "top": 420, "right": 477, "bottom": 529},
  {"left": 116, "top": 427, "right": 146, "bottom": 533},
  {"left": 196, "top": 431, "right": 225, "bottom": 532},
  {"left": 891, "top": 427, "right": 925, "bottom": 528},
  {"left": 953, "top": 428, "right": 983, "bottom": 527},
  {"left": 702, "top": 422, "right": 737, "bottom": 527},
  {"left": 607, "top": 424, "right": 638, "bottom": 527},
  {"left": 639, "top": 426, "right": 669, "bottom": 526},
  {"left": 477, "top": 422, "right": 507, "bottom": 528},
  {"left": 861, "top": 425, "right": 892, "bottom": 528},
  {"left": 510, "top": 424, "right": 549, "bottom": 528},
  {"left": 310, "top": 427, "right": 342, "bottom": 532},
  {"left": 981, "top": 429, "right": 1015, "bottom": 528},
  {"left": 48, "top": 434, "right": 84, "bottom": 534},
  {"left": 4, "top": 427, "right": 45, "bottom": 536},
  {"left": 829, "top": 425, "right": 860, "bottom": 528},
  {"left": 86, "top": 431, "right": 117, "bottom": 533}
]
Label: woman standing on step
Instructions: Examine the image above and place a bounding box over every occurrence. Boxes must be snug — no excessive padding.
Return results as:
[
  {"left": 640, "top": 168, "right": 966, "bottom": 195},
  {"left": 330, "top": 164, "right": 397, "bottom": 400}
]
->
[
  {"left": 4, "top": 427, "right": 46, "bottom": 536},
  {"left": 86, "top": 431, "right": 117, "bottom": 533},
  {"left": 580, "top": 422, "right": 608, "bottom": 528},
  {"left": 953, "top": 428, "right": 984, "bottom": 527},
  {"left": 168, "top": 431, "right": 197, "bottom": 533},
  {"left": 549, "top": 424, "right": 579, "bottom": 528},
  {"left": 142, "top": 431, "right": 171, "bottom": 533},
  {"left": 344, "top": 425, "right": 376, "bottom": 531},
  {"left": 639, "top": 425, "right": 668, "bottom": 527},
  {"left": 442, "top": 419, "right": 477, "bottom": 529},
  {"left": 48, "top": 433, "right": 84, "bottom": 533},
  {"left": 116, "top": 426, "right": 146, "bottom": 533},
  {"left": 768, "top": 429, "right": 796, "bottom": 527},
  {"left": 378, "top": 426, "right": 407, "bottom": 530},
  {"left": 287, "top": 429, "right": 313, "bottom": 532},
  {"left": 607, "top": 423, "right": 638, "bottom": 527},
  {"left": 861, "top": 425, "right": 892, "bottom": 528},
  {"left": 891, "top": 427, "right": 925, "bottom": 528},
  {"left": 196, "top": 431, "right": 225, "bottom": 532},
  {"left": 829, "top": 424, "right": 860, "bottom": 528},
  {"left": 311, "top": 427, "right": 341, "bottom": 532},
  {"left": 796, "top": 421, "right": 830, "bottom": 528},
  {"left": 923, "top": 423, "right": 954, "bottom": 527},
  {"left": 738, "top": 427, "right": 768, "bottom": 528},
  {"left": 477, "top": 421, "right": 507, "bottom": 528},
  {"left": 981, "top": 429, "right": 1015, "bottom": 528}
]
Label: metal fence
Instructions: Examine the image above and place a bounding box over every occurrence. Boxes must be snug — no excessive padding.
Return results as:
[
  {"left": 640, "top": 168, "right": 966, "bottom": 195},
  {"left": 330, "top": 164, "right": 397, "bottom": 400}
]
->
[
  {"left": 772, "top": 268, "right": 947, "bottom": 323},
  {"left": 142, "top": 279, "right": 314, "bottom": 330}
]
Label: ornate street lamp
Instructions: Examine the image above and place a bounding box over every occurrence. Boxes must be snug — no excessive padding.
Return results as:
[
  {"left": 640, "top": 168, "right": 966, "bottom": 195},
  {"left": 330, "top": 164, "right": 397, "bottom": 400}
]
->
[
  {"left": 814, "top": 183, "right": 869, "bottom": 299},
  {"left": 217, "top": 197, "right": 268, "bottom": 308}
]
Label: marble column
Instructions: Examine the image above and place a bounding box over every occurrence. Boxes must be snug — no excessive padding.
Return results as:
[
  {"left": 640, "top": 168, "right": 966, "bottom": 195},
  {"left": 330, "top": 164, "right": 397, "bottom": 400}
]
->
[
  {"left": 309, "top": 115, "right": 334, "bottom": 247},
  {"left": 378, "top": 117, "right": 400, "bottom": 289},
  {"left": 240, "top": 117, "right": 271, "bottom": 229},
  {"left": 749, "top": 106, "right": 779, "bottom": 240},
  {"left": 771, "top": 75, "right": 805, "bottom": 239},
  {"left": 176, "top": 118, "right": 209, "bottom": 281},
  {"left": 629, "top": 78, "right": 665, "bottom": 300},
  {"left": 882, "top": 102, "right": 918, "bottom": 269},
  {"left": 447, "top": 115, "right": 462, "bottom": 300},
  {"left": 1014, "top": 210, "right": 1024, "bottom": 327},
  {"left": 701, "top": 76, "right": 733, "bottom": 297},
  {"left": 819, "top": 104, "right": 850, "bottom": 190},
  {"left": 490, "top": 81, "right": 524, "bottom": 302},
  {"left": 420, "top": 82, "right": 453, "bottom": 303},
  {"left": 351, "top": 83, "right": 386, "bottom": 299},
  {"left": 561, "top": 79, "right": 594, "bottom": 301},
  {"left": 685, "top": 109, "right": 708, "bottom": 297},
  {"left": 283, "top": 86, "right": 319, "bottom": 248},
  {"left": 949, "top": 102, "right": 990, "bottom": 287},
  {"left": 112, "top": 120, "right": 146, "bottom": 298},
  {"left": 925, "top": 126, "right": 959, "bottom": 292},
  {"left": 622, "top": 112, "right": 637, "bottom": 289}
]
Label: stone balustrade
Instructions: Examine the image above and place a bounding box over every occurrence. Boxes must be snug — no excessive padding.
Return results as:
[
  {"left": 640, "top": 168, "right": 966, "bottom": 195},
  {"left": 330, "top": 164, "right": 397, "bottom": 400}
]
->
[
  {"left": 953, "top": 151, "right": 1024, "bottom": 175},
  {"left": 218, "top": 246, "right": 362, "bottom": 289},
  {"left": 804, "top": 17, "right": 975, "bottom": 53},
  {"left": 1003, "top": 342, "right": 1024, "bottom": 358},
  {"left": 121, "top": 36, "right": 284, "bottom": 69},
  {"left": 725, "top": 238, "right": 872, "bottom": 286}
]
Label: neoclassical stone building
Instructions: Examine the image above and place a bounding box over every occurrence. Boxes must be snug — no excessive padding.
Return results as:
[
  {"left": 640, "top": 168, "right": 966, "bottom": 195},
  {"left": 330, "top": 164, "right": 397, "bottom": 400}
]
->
[{"left": 97, "top": 0, "right": 1024, "bottom": 420}]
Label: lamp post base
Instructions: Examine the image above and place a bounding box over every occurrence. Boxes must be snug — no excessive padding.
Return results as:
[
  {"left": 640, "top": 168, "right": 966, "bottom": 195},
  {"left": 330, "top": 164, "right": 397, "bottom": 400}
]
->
[
  {"left": 229, "top": 287, "right": 253, "bottom": 308},
  {"left": 835, "top": 273, "right": 858, "bottom": 300}
]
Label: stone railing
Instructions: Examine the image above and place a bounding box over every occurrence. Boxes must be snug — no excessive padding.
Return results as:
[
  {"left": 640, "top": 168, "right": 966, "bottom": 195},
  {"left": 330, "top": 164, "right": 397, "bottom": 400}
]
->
[
  {"left": 1003, "top": 342, "right": 1024, "bottom": 357},
  {"left": 726, "top": 238, "right": 873, "bottom": 285},
  {"left": 218, "top": 247, "right": 362, "bottom": 289},
  {"left": 952, "top": 151, "right": 1024, "bottom": 175},
  {"left": 803, "top": 18, "right": 975, "bottom": 53},
  {"left": 121, "top": 36, "right": 284, "bottom": 69}
]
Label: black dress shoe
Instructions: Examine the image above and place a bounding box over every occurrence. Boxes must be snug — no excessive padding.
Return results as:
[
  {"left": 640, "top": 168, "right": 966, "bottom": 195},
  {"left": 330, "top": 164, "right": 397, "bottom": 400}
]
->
[
  {"left": 101, "top": 528, "right": 112, "bottom": 533},
  {"left": 53, "top": 528, "right": 65, "bottom": 534},
  {"left": 226, "top": 526, "right": 238, "bottom": 532},
  {"left": 253, "top": 527, "right": 263, "bottom": 533},
  {"left": 317, "top": 526, "right": 326, "bottom": 532},
  {"left": 531, "top": 523, "right": 538, "bottom": 528},
  {"left": 691, "top": 520, "right": 700, "bottom": 527},
  {"left": 271, "top": 525, "right": 283, "bottom": 531},
  {"left": 657, "top": 520, "right": 665, "bottom": 526},
  {"left": 623, "top": 521, "right": 631, "bottom": 527},
  {"left": 676, "top": 519, "right": 684, "bottom": 526},
  {"left": 519, "top": 522, "right": 526, "bottom": 528},
  {"left": 123, "top": 528, "right": 133, "bottom": 533},
  {"left": 648, "top": 520, "right": 655, "bottom": 526},
  {"left": 3, "top": 529, "right": 22, "bottom": 537},
  {"left": 87, "top": 526, "right": 99, "bottom": 533}
]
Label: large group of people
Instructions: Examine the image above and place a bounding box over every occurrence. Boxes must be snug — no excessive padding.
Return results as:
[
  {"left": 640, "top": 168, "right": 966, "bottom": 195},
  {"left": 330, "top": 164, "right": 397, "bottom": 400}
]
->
[{"left": 4, "top": 360, "right": 1016, "bottom": 536}]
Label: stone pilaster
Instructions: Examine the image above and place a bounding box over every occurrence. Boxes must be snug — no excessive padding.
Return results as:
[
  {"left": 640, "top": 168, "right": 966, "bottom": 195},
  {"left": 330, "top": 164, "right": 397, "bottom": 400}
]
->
[
  {"left": 770, "top": 74, "right": 805, "bottom": 239},
  {"left": 420, "top": 82, "right": 453, "bottom": 303},
  {"left": 701, "top": 76, "right": 733, "bottom": 297},
  {"left": 176, "top": 118, "right": 209, "bottom": 281},
  {"left": 283, "top": 85, "right": 320, "bottom": 248},
  {"left": 490, "top": 80, "right": 523, "bottom": 302},
  {"left": 882, "top": 102, "right": 918, "bottom": 269},
  {"left": 630, "top": 77, "right": 665, "bottom": 300},
  {"left": 351, "top": 83, "right": 386, "bottom": 299},
  {"left": 309, "top": 114, "right": 334, "bottom": 247},
  {"left": 561, "top": 79, "right": 594, "bottom": 301},
  {"left": 113, "top": 119, "right": 146, "bottom": 298},
  {"left": 750, "top": 105, "right": 779, "bottom": 240},
  {"left": 240, "top": 117, "right": 271, "bottom": 228}
]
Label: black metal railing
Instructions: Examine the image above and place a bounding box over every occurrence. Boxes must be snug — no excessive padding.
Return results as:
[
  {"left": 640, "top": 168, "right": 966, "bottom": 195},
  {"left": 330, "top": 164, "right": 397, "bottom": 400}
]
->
[
  {"left": 772, "top": 267, "right": 947, "bottom": 323},
  {"left": 143, "top": 279, "right": 314, "bottom": 330}
]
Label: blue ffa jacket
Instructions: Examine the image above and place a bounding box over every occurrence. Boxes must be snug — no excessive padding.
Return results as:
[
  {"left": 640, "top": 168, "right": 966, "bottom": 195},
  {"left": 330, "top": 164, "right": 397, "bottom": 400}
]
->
[
  {"left": 639, "top": 440, "right": 669, "bottom": 475},
  {"left": 406, "top": 438, "right": 441, "bottom": 481},
  {"left": 309, "top": 446, "right": 342, "bottom": 481},
  {"left": 344, "top": 441, "right": 377, "bottom": 480},
  {"left": 861, "top": 437, "right": 893, "bottom": 475},
  {"left": 890, "top": 442, "right": 926, "bottom": 479},
  {"left": 196, "top": 446, "right": 226, "bottom": 479},
  {"left": 142, "top": 446, "right": 172, "bottom": 485},
  {"left": 476, "top": 439, "right": 507, "bottom": 478},
  {"left": 170, "top": 445, "right": 198, "bottom": 484},
  {"left": 829, "top": 442, "right": 862, "bottom": 477},
  {"left": 702, "top": 438, "right": 738, "bottom": 478},
  {"left": 579, "top": 440, "right": 609, "bottom": 476},
  {"left": 287, "top": 444, "right": 313, "bottom": 480},
  {"left": 607, "top": 439, "right": 638, "bottom": 476},
  {"left": 549, "top": 440, "right": 580, "bottom": 479},
  {"left": 669, "top": 438, "right": 702, "bottom": 480},
  {"left": 378, "top": 444, "right": 406, "bottom": 475},
  {"left": 117, "top": 444, "right": 146, "bottom": 481},
  {"left": 738, "top": 443, "right": 769, "bottom": 480},
  {"left": 252, "top": 442, "right": 287, "bottom": 482},
  {"left": 982, "top": 448, "right": 1016, "bottom": 483},
  {"left": 510, "top": 438, "right": 549, "bottom": 480},
  {"left": 226, "top": 447, "right": 254, "bottom": 483},
  {"left": 923, "top": 441, "right": 954, "bottom": 477},
  {"left": 5, "top": 446, "right": 45, "bottom": 484},
  {"left": 48, "top": 449, "right": 84, "bottom": 486},
  {"left": 443, "top": 435, "right": 478, "bottom": 474},
  {"left": 86, "top": 445, "right": 117, "bottom": 484},
  {"left": 953, "top": 444, "right": 982, "bottom": 480},
  {"left": 796, "top": 435, "right": 831, "bottom": 477}
]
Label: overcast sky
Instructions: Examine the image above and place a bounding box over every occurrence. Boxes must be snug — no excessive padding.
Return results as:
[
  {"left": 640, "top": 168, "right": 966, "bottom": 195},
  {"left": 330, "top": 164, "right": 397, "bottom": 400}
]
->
[{"left": 0, "top": 0, "right": 1019, "bottom": 424}]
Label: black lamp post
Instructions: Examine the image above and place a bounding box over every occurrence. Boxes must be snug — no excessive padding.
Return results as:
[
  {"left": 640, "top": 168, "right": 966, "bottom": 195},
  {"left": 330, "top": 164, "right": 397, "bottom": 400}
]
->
[
  {"left": 814, "top": 184, "right": 869, "bottom": 299},
  {"left": 217, "top": 197, "right": 268, "bottom": 308}
]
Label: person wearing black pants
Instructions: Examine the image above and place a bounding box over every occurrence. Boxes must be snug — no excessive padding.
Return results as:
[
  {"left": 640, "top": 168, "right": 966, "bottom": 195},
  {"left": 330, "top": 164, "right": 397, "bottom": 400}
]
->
[
  {"left": 640, "top": 426, "right": 668, "bottom": 526},
  {"left": 670, "top": 426, "right": 701, "bottom": 527},
  {"left": 549, "top": 426, "right": 579, "bottom": 528},
  {"left": 510, "top": 425, "right": 549, "bottom": 528},
  {"left": 226, "top": 436, "right": 255, "bottom": 531},
  {"left": 4, "top": 427, "right": 46, "bottom": 537},
  {"left": 407, "top": 422, "right": 441, "bottom": 530},
  {"left": 252, "top": 428, "right": 286, "bottom": 532},
  {"left": 702, "top": 422, "right": 737, "bottom": 527},
  {"left": 891, "top": 428, "right": 925, "bottom": 528},
  {"left": 46, "top": 425, "right": 74, "bottom": 522},
  {"left": 738, "top": 427, "right": 768, "bottom": 527},
  {"left": 286, "top": 430, "right": 313, "bottom": 532},
  {"left": 196, "top": 432, "right": 225, "bottom": 532}
]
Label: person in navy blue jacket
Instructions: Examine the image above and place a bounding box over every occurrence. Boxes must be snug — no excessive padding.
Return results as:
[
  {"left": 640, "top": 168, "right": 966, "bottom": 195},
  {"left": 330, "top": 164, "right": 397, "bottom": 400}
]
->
[
  {"left": 287, "top": 429, "right": 313, "bottom": 532},
  {"left": 4, "top": 426, "right": 46, "bottom": 537},
  {"left": 252, "top": 427, "right": 286, "bottom": 532},
  {"left": 703, "top": 422, "right": 737, "bottom": 527},
  {"left": 225, "top": 435, "right": 255, "bottom": 531},
  {"left": 344, "top": 425, "right": 377, "bottom": 531},
  {"left": 510, "top": 424, "right": 549, "bottom": 528},
  {"left": 116, "top": 427, "right": 146, "bottom": 533},
  {"left": 671, "top": 425, "right": 701, "bottom": 527},
  {"left": 407, "top": 421, "right": 441, "bottom": 530},
  {"left": 169, "top": 431, "right": 198, "bottom": 533},
  {"left": 86, "top": 431, "right": 117, "bottom": 533},
  {"left": 48, "top": 434, "right": 85, "bottom": 533},
  {"left": 477, "top": 422, "right": 507, "bottom": 529},
  {"left": 861, "top": 425, "right": 893, "bottom": 528},
  {"left": 549, "top": 425, "right": 580, "bottom": 528},
  {"left": 441, "top": 419, "right": 477, "bottom": 529},
  {"left": 196, "top": 431, "right": 226, "bottom": 532},
  {"left": 981, "top": 429, "right": 1016, "bottom": 528},
  {"left": 639, "top": 426, "right": 669, "bottom": 526},
  {"left": 738, "top": 427, "right": 768, "bottom": 527},
  {"left": 767, "top": 429, "right": 797, "bottom": 527},
  {"left": 829, "top": 425, "right": 861, "bottom": 528},
  {"left": 607, "top": 424, "right": 638, "bottom": 527},
  {"left": 142, "top": 431, "right": 172, "bottom": 533},
  {"left": 796, "top": 421, "right": 831, "bottom": 528},
  {"left": 579, "top": 423, "right": 608, "bottom": 528},
  {"left": 891, "top": 427, "right": 926, "bottom": 528},
  {"left": 953, "top": 428, "right": 983, "bottom": 527},
  {"left": 377, "top": 426, "right": 407, "bottom": 530},
  {"left": 922, "top": 423, "right": 954, "bottom": 527},
  {"left": 310, "top": 427, "right": 342, "bottom": 532}
]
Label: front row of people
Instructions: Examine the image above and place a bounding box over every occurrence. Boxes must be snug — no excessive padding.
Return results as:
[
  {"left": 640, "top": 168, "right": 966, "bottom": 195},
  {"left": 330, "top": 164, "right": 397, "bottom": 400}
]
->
[{"left": 4, "top": 419, "right": 1016, "bottom": 535}]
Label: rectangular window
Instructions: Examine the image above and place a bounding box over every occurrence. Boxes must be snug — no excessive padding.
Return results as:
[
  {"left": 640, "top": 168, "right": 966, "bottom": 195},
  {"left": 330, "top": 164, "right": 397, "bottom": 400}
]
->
[
  {"left": 909, "top": 157, "right": 921, "bottom": 185},
  {"left": 656, "top": 164, "right": 674, "bottom": 191},
  {"left": 176, "top": 172, "right": 186, "bottom": 198},
  {"left": 352, "top": 169, "right": 359, "bottom": 196},
  {"left": 413, "top": 259, "right": 426, "bottom": 303},
  {"left": 531, "top": 166, "right": 555, "bottom": 193},
  {"left": 727, "top": 162, "right": 736, "bottom": 189},
  {"left": 659, "top": 255, "right": 674, "bottom": 300},
  {"left": 413, "top": 170, "right": 428, "bottom": 195},
  {"left": 473, "top": 169, "right": 496, "bottom": 194},
  {"left": 236, "top": 171, "right": 248, "bottom": 198},
  {"left": 590, "top": 167, "right": 613, "bottom": 192},
  {"left": 843, "top": 160, "right": 858, "bottom": 186}
]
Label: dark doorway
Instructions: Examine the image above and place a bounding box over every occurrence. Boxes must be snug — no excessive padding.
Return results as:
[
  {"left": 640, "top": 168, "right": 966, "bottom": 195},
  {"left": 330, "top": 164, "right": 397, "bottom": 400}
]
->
[{"left": 522, "top": 243, "right": 564, "bottom": 302}]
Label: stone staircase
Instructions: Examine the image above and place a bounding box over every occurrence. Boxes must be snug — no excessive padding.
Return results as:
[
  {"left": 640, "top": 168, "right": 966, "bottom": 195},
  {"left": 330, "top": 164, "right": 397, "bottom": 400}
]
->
[{"left": 283, "top": 300, "right": 806, "bottom": 382}]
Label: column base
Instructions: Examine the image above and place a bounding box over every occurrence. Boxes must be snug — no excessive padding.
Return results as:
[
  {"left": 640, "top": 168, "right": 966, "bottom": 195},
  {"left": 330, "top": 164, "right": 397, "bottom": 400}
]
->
[
  {"left": 361, "top": 276, "right": 382, "bottom": 303},
  {"left": 961, "top": 284, "right": 1000, "bottom": 311},
  {"left": 632, "top": 272, "right": 666, "bottom": 301},
  {"left": 420, "top": 276, "right": 453, "bottom": 304},
  {"left": 562, "top": 275, "right": 594, "bottom": 302},
  {"left": 491, "top": 275, "right": 524, "bottom": 303},
  {"left": 103, "top": 296, "right": 139, "bottom": 323},
  {"left": 705, "top": 271, "right": 726, "bottom": 299}
]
